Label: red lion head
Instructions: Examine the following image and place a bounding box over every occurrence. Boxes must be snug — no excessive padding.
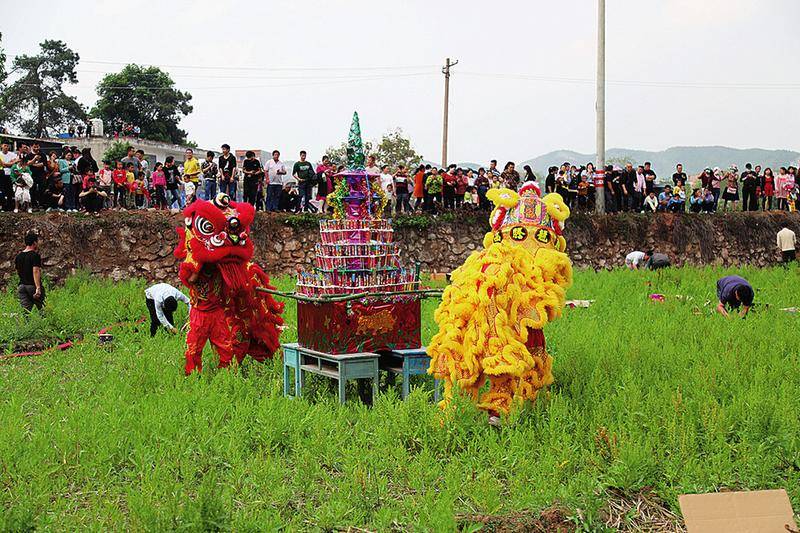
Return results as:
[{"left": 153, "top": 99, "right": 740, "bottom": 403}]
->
[{"left": 175, "top": 193, "right": 255, "bottom": 265}]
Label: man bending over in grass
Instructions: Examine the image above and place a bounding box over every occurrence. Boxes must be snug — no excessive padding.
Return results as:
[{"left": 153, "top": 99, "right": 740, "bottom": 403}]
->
[
  {"left": 716, "top": 275, "right": 754, "bottom": 318},
  {"left": 145, "top": 283, "right": 190, "bottom": 337}
]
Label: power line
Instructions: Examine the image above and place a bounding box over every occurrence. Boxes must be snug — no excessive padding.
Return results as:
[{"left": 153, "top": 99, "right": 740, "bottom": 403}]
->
[
  {"left": 74, "top": 69, "right": 434, "bottom": 81},
  {"left": 79, "top": 58, "right": 439, "bottom": 72},
  {"left": 458, "top": 71, "right": 800, "bottom": 90},
  {"left": 19, "top": 72, "right": 436, "bottom": 92}
]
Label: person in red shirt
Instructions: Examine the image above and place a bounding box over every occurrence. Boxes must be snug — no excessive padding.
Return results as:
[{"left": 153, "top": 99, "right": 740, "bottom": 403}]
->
[
  {"left": 443, "top": 165, "right": 457, "bottom": 209},
  {"left": 111, "top": 161, "right": 127, "bottom": 209},
  {"left": 412, "top": 164, "right": 425, "bottom": 211},
  {"left": 454, "top": 168, "right": 468, "bottom": 208}
]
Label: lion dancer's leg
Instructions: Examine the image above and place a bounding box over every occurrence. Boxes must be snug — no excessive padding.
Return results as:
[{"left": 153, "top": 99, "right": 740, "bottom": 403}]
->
[
  {"left": 185, "top": 308, "right": 209, "bottom": 375},
  {"left": 477, "top": 374, "right": 516, "bottom": 415},
  {"left": 514, "top": 327, "right": 554, "bottom": 404},
  {"left": 208, "top": 307, "right": 235, "bottom": 368}
]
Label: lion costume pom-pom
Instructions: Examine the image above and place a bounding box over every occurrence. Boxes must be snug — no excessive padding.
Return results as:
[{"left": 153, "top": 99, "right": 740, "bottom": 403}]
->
[
  {"left": 427, "top": 183, "right": 573, "bottom": 416},
  {"left": 174, "top": 194, "right": 284, "bottom": 365}
]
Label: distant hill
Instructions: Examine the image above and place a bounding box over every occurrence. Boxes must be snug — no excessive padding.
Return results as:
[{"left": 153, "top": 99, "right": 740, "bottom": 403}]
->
[
  {"left": 522, "top": 146, "right": 800, "bottom": 178},
  {"left": 424, "top": 147, "right": 799, "bottom": 182}
]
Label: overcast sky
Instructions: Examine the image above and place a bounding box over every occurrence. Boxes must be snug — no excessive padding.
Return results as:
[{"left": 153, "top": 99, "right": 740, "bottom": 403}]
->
[{"left": 6, "top": 0, "right": 800, "bottom": 163}]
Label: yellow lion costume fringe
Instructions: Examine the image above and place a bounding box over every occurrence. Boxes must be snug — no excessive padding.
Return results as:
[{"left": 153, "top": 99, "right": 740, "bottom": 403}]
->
[{"left": 428, "top": 183, "right": 573, "bottom": 416}]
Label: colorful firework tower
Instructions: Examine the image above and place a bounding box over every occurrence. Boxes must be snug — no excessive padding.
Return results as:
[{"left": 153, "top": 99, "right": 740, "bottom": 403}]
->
[{"left": 295, "top": 112, "right": 422, "bottom": 354}]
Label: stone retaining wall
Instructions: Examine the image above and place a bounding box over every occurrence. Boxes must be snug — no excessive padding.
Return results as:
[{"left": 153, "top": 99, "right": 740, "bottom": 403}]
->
[{"left": 0, "top": 211, "right": 797, "bottom": 286}]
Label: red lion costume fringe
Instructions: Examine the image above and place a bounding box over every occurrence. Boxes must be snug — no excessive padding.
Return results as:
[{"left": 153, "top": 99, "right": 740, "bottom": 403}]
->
[{"left": 174, "top": 194, "right": 284, "bottom": 374}]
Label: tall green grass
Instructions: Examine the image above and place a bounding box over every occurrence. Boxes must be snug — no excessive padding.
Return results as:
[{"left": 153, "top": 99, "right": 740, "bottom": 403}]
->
[{"left": 0, "top": 266, "right": 798, "bottom": 530}]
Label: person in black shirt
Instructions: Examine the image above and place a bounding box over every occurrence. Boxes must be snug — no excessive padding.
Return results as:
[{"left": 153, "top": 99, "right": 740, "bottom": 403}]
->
[
  {"left": 218, "top": 144, "right": 237, "bottom": 200},
  {"left": 621, "top": 163, "right": 637, "bottom": 212},
  {"left": 642, "top": 161, "right": 657, "bottom": 195},
  {"left": 28, "top": 143, "right": 47, "bottom": 209},
  {"left": 292, "top": 150, "right": 317, "bottom": 213},
  {"left": 241, "top": 151, "right": 262, "bottom": 207},
  {"left": 672, "top": 163, "right": 687, "bottom": 188},
  {"left": 15, "top": 232, "right": 45, "bottom": 313},
  {"left": 740, "top": 163, "right": 759, "bottom": 211},
  {"left": 545, "top": 166, "right": 557, "bottom": 194},
  {"left": 163, "top": 156, "right": 182, "bottom": 209},
  {"left": 44, "top": 174, "right": 65, "bottom": 211}
]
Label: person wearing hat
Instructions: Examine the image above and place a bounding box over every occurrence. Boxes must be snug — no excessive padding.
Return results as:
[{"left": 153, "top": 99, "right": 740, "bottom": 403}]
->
[
  {"left": 715, "top": 275, "right": 754, "bottom": 318},
  {"left": 145, "top": 283, "right": 190, "bottom": 336}
]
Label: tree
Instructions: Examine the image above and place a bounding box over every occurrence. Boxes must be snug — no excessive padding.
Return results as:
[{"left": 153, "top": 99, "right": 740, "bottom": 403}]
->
[
  {"left": 102, "top": 141, "right": 133, "bottom": 164},
  {"left": 374, "top": 128, "right": 423, "bottom": 169},
  {"left": 0, "top": 33, "right": 7, "bottom": 126},
  {"left": 3, "top": 40, "right": 85, "bottom": 137},
  {"left": 324, "top": 140, "right": 374, "bottom": 168},
  {"left": 91, "top": 64, "right": 193, "bottom": 145},
  {"left": 323, "top": 128, "right": 422, "bottom": 169}
]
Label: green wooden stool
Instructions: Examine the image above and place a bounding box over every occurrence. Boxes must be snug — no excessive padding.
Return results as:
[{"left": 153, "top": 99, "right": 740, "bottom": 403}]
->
[
  {"left": 283, "top": 343, "right": 380, "bottom": 404},
  {"left": 379, "top": 347, "right": 440, "bottom": 402}
]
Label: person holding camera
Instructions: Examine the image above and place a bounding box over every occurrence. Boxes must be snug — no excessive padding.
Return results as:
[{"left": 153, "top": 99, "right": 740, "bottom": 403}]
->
[{"left": 79, "top": 175, "right": 108, "bottom": 215}]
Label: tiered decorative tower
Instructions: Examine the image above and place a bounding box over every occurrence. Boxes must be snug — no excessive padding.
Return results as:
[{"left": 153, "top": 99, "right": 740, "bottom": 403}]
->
[{"left": 294, "top": 112, "right": 423, "bottom": 354}]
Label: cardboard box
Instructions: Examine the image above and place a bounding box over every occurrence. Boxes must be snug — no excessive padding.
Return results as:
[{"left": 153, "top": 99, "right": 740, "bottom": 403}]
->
[{"left": 679, "top": 489, "right": 797, "bottom": 533}]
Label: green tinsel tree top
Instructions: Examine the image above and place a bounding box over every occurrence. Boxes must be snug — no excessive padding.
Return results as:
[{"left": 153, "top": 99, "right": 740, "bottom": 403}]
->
[{"left": 346, "top": 111, "right": 366, "bottom": 170}]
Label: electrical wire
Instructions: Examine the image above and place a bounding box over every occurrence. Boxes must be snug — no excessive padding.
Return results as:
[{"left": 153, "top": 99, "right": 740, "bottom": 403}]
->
[{"left": 457, "top": 71, "right": 800, "bottom": 90}]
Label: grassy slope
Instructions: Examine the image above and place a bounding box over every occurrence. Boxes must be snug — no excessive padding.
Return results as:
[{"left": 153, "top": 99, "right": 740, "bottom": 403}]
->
[{"left": 0, "top": 267, "right": 798, "bottom": 531}]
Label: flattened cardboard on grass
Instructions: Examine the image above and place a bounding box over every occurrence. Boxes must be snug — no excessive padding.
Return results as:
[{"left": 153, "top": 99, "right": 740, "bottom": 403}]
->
[{"left": 679, "top": 489, "right": 797, "bottom": 533}]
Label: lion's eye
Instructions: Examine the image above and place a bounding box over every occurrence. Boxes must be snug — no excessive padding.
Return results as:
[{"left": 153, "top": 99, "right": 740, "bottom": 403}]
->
[{"left": 194, "top": 217, "right": 215, "bottom": 236}]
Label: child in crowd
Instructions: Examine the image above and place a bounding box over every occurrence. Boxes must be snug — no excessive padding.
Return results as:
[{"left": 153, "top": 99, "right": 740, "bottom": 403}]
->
[
  {"left": 151, "top": 162, "right": 167, "bottom": 210},
  {"left": 125, "top": 162, "right": 136, "bottom": 200},
  {"left": 184, "top": 181, "right": 197, "bottom": 206},
  {"left": 470, "top": 186, "right": 480, "bottom": 208},
  {"left": 721, "top": 169, "right": 739, "bottom": 211},
  {"left": 577, "top": 175, "right": 590, "bottom": 211},
  {"left": 97, "top": 160, "right": 114, "bottom": 209},
  {"left": 643, "top": 191, "right": 658, "bottom": 213},
  {"left": 12, "top": 159, "right": 34, "bottom": 213},
  {"left": 134, "top": 172, "right": 147, "bottom": 209},
  {"left": 112, "top": 161, "right": 127, "bottom": 209}
]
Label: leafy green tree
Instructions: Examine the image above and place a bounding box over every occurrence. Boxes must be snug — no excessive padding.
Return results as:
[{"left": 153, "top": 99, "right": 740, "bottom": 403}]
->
[
  {"left": 91, "top": 64, "right": 193, "bottom": 144},
  {"left": 3, "top": 40, "right": 85, "bottom": 137},
  {"left": 324, "top": 129, "right": 422, "bottom": 169},
  {"left": 374, "top": 128, "right": 423, "bottom": 169},
  {"left": 102, "top": 141, "right": 133, "bottom": 164},
  {"left": 0, "top": 33, "right": 7, "bottom": 126},
  {"left": 325, "top": 140, "right": 374, "bottom": 168}
]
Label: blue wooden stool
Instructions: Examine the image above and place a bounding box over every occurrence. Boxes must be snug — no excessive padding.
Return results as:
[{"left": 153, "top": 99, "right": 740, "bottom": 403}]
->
[
  {"left": 282, "top": 343, "right": 380, "bottom": 404},
  {"left": 379, "top": 347, "right": 440, "bottom": 402},
  {"left": 282, "top": 343, "right": 302, "bottom": 398}
]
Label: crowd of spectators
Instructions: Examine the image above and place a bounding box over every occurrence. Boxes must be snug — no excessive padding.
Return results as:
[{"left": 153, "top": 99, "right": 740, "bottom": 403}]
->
[{"left": 1, "top": 140, "right": 799, "bottom": 217}]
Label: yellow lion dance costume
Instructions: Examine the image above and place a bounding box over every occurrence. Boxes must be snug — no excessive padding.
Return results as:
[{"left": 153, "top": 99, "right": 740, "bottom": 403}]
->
[{"left": 428, "top": 183, "right": 572, "bottom": 417}]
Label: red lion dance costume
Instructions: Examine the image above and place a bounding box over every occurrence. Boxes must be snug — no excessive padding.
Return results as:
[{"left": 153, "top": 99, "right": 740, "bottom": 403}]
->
[{"left": 174, "top": 193, "right": 284, "bottom": 374}]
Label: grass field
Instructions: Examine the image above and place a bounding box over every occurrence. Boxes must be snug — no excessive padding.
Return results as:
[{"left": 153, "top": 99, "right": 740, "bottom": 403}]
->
[{"left": 0, "top": 266, "right": 798, "bottom": 531}]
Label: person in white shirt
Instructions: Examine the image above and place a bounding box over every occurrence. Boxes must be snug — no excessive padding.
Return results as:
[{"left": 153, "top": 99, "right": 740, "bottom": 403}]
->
[
  {"left": 365, "top": 154, "right": 381, "bottom": 176},
  {"left": 145, "top": 283, "right": 190, "bottom": 336},
  {"left": 264, "top": 149, "right": 287, "bottom": 212},
  {"left": 379, "top": 164, "right": 395, "bottom": 215},
  {"left": 0, "top": 142, "right": 19, "bottom": 211},
  {"left": 777, "top": 227, "right": 796, "bottom": 264},
  {"left": 625, "top": 250, "right": 647, "bottom": 270}
]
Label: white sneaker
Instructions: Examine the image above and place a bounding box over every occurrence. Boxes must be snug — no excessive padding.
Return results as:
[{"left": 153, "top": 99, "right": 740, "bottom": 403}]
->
[
  {"left": 45, "top": 208, "right": 52, "bottom": 213},
  {"left": 27, "top": 208, "right": 33, "bottom": 213},
  {"left": 13, "top": 209, "right": 18, "bottom": 213}
]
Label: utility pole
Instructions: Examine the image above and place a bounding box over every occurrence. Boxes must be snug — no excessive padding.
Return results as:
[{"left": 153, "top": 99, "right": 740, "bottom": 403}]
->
[
  {"left": 595, "top": 0, "right": 606, "bottom": 214},
  {"left": 441, "top": 57, "right": 458, "bottom": 168}
]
